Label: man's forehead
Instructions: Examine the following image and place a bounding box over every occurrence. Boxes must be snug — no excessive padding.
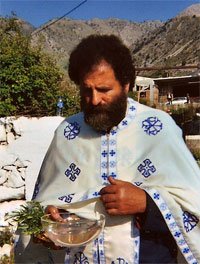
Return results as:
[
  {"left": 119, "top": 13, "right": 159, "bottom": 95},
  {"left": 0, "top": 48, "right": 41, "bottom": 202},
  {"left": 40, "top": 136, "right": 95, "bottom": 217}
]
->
[
  {"left": 84, "top": 60, "right": 112, "bottom": 75},
  {"left": 83, "top": 61, "right": 114, "bottom": 80}
]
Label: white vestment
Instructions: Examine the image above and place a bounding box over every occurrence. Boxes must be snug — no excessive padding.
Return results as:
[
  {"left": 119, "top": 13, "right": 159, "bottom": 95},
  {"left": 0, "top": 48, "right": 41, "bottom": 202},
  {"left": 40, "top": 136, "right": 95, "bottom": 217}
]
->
[{"left": 34, "top": 98, "right": 200, "bottom": 264}]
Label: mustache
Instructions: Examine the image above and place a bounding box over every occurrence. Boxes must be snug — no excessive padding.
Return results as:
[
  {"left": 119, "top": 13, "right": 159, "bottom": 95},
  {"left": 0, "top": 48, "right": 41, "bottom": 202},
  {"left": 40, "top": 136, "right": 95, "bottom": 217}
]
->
[
  {"left": 80, "top": 91, "right": 128, "bottom": 132},
  {"left": 83, "top": 103, "right": 113, "bottom": 114}
]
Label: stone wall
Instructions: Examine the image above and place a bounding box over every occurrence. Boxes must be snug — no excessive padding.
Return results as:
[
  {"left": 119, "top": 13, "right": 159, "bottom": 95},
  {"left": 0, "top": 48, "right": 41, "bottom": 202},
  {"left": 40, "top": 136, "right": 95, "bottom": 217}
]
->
[{"left": 0, "top": 116, "right": 64, "bottom": 224}]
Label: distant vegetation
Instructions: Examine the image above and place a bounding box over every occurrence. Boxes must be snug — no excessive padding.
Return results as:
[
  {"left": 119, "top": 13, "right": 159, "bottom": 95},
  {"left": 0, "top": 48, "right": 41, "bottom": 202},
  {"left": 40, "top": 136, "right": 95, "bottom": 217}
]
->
[{"left": 0, "top": 17, "right": 80, "bottom": 117}]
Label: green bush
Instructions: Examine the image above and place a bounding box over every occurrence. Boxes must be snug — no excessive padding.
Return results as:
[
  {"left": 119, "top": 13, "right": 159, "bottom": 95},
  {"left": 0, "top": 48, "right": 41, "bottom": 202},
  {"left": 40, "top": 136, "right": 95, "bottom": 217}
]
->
[{"left": 0, "top": 17, "right": 67, "bottom": 117}]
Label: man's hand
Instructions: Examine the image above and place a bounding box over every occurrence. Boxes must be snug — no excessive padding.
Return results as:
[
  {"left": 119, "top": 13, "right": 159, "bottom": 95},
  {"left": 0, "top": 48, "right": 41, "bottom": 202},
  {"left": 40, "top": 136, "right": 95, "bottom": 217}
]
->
[
  {"left": 45, "top": 205, "right": 64, "bottom": 221},
  {"left": 99, "top": 176, "right": 146, "bottom": 215}
]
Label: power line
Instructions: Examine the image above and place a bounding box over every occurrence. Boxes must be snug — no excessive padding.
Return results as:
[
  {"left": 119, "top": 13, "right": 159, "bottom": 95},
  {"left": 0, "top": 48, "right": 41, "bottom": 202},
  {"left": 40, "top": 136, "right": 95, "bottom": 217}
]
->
[{"left": 32, "top": 0, "right": 88, "bottom": 35}]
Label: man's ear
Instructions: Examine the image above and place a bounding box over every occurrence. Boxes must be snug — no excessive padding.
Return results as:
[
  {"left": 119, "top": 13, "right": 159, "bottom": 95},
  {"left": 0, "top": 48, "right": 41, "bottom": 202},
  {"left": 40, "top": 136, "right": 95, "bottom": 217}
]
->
[{"left": 124, "top": 83, "right": 130, "bottom": 94}]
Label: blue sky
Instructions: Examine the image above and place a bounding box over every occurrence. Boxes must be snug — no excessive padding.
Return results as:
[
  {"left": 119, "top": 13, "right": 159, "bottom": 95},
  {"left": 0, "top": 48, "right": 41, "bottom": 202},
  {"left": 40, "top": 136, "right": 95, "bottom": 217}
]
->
[{"left": 0, "top": 0, "right": 199, "bottom": 28}]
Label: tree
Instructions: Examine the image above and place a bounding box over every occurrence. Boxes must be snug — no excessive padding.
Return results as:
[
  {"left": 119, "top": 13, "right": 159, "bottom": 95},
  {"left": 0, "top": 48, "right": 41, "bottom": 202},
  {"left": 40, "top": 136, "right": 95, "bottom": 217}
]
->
[{"left": 0, "top": 17, "right": 64, "bottom": 116}]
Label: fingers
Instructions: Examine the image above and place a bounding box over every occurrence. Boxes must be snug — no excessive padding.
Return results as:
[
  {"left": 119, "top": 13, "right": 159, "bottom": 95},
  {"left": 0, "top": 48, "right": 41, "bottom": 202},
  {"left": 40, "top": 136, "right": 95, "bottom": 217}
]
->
[
  {"left": 100, "top": 176, "right": 126, "bottom": 195},
  {"left": 100, "top": 192, "right": 119, "bottom": 215},
  {"left": 99, "top": 184, "right": 116, "bottom": 195},
  {"left": 107, "top": 176, "right": 122, "bottom": 185},
  {"left": 100, "top": 193, "right": 116, "bottom": 203},
  {"left": 107, "top": 176, "right": 116, "bottom": 185},
  {"left": 102, "top": 202, "right": 121, "bottom": 216},
  {"left": 45, "top": 205, "right": 64, "bottom": 222},
  {"left": 105, "top": 208, "right": 119, "bottom": 215}
]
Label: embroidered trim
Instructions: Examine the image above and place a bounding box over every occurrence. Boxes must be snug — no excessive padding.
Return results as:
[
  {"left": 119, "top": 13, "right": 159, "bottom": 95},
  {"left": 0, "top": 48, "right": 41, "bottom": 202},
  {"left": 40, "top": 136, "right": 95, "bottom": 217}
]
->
[
  {"left": 147, "top": 189, "right": 198, "bottom": 264},
  {"left": 132, "top": 222, "right": 140, "bottom": 264},
  {"left": 93, "top": 232, "right": 106, "bottom": 264},
  {"left": 100, "top": 98, "right": 137, "bottom": 185}
]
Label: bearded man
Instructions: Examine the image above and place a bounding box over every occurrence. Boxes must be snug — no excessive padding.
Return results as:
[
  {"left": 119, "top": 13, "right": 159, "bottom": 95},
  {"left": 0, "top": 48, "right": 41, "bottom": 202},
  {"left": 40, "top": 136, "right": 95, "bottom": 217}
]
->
[{"left": 33, "top": 35, "right": 200, "bottom": 263}]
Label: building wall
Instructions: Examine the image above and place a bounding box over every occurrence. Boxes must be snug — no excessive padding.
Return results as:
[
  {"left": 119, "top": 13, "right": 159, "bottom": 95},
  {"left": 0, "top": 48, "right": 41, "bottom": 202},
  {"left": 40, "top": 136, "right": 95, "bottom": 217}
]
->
[{"left": 138, "top": 87, "right": 159, "bottom": 105}]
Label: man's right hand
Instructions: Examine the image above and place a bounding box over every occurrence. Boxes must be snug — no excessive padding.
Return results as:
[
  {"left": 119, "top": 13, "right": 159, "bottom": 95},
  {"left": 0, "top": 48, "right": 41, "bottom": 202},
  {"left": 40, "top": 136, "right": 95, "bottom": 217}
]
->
[{"left": 45, "top": 205, "right": 64, "bottom": 222}]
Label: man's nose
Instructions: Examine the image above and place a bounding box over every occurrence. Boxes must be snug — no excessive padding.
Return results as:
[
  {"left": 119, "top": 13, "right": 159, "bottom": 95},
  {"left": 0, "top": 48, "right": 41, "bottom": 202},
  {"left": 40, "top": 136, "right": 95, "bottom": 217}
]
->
[{"left": 91, "top": 91, "right": 101, "bottom": 106}]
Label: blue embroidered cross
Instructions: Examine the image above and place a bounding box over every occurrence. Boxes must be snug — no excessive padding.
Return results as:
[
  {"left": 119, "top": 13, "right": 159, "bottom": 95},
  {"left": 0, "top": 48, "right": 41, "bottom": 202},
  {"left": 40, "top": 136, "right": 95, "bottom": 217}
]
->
[
  {"left": 101, "top": 173, "right": 107, "bottom": 180},
  {"left": 64, "top": 122, "right": 80, "bottom": 140},
  {"left": 122, "top": 120, "right": 128, "bottom": 126},
  {"left": 137, "top": 158, "right": 156, "bottom": 178},
  {"left": 174, "top": 231, "right": 181, "bottom": 237},
  {"left": 183, "top": 211, "right": 199, "bottom": 232},
  {"left": 65, "top": 163, "right": 81, "bottom": 182},
  {"left": 99, "top": 238, "right": 104, "bottom": 244},
  {"left": 183, "top": 248, "right": 190, "bottom": 254},
  {"left": 111, "top": 130, "right": 117, "bottom": 135},
  {"left": 165, "top": 213, "right": 172, "bottom": 220},
  {"left": 130, "top": 106, "right": 136, "bottom": 111},
  {"left": 93, "top": 251, "right": 97, "bottom": 258},
  {"left": 101, "top": 150, "right": 108, "bottom": 157},
  {"left": 92, "top": 192, "right": 99, "bottom": 197},
  {"left": 109, "top": 150, "right": 116, "bottom": 156},
  {"left": 153, "top": 193, "right": 160, "bottom": 200},
  {"left": 142, "top": 116, "right": 163, "bottom": 136},
  {"left": 110, "top": 172, "right": 117, "bottom": 178}
]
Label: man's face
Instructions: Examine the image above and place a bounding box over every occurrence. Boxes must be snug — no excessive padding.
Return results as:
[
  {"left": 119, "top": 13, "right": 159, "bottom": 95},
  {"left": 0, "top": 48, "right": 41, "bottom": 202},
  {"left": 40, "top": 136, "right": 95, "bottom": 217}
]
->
[{"left": 80, "top": 61, "right": 129, "bottom": 132}]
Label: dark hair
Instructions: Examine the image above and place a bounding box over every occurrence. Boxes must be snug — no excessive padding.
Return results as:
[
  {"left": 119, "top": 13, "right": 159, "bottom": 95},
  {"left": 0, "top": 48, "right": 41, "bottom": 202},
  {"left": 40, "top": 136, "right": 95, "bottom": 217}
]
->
[{"left": 68, "top": 34, "right": 135, "bottom": 89}]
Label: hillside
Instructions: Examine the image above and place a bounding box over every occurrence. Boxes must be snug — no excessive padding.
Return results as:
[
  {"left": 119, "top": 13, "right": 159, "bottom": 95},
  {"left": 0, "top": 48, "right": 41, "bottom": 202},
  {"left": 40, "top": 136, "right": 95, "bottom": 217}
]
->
[
  {"left": 1, "top": 3, "right": 199, "bottom": 75},
  {"left": 31, "top": 18, "right": 163, "bottom": 69},
  {"left": 132, "top": 16, "right": 200, "bottom": 68}
]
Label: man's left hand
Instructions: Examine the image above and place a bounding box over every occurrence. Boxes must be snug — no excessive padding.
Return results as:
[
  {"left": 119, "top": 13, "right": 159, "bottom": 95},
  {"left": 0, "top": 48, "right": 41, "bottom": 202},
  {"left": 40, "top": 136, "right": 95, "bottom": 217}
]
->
[{"left": 99, "top": 176, "right": 146, "bottom": 215}]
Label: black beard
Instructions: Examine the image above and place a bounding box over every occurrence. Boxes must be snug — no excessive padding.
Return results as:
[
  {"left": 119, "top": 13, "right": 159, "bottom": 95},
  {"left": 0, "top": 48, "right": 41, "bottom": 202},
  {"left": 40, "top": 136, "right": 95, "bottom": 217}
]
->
[{"left": 81, "top": 91, "right": 127, "bottom": 132}]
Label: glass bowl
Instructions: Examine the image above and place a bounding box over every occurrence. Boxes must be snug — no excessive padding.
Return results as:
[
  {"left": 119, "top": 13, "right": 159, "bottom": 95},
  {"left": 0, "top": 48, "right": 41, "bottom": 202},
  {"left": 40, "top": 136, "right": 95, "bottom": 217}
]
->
[{"left": 41, "top": 212, "right": 105, "bottom": 247}]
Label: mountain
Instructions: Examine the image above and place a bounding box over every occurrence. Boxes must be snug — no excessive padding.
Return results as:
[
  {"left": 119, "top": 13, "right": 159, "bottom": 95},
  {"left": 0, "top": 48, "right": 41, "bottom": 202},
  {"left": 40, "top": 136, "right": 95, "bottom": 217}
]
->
[
  {"left": 31, "top": 18, "right": 163, "bottom": 69},
  {"left": 177, "top": 3, "right": 200, "bottom": 18},
  {"left": 131, "top": 4, "right": 200, "bottom": 71},
  {"left": 1, "top": 3, "right": 199, "bottom": 76}
]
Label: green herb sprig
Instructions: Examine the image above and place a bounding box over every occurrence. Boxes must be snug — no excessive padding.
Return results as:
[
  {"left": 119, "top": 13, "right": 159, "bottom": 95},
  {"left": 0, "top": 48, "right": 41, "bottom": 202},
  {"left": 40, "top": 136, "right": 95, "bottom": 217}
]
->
[{"left": 8, "top": 201, "right": 45, "bottom": 235}]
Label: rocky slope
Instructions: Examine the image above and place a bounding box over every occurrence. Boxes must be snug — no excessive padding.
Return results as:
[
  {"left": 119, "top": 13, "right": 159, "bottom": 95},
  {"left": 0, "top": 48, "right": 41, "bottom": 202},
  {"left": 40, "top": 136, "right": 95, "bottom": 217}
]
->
[
  {"left": 1, "top": 3, "right": 199, "bottom": 74},
  {"left": 31, "top": 18, "right": 163, "bottom": 68}
]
